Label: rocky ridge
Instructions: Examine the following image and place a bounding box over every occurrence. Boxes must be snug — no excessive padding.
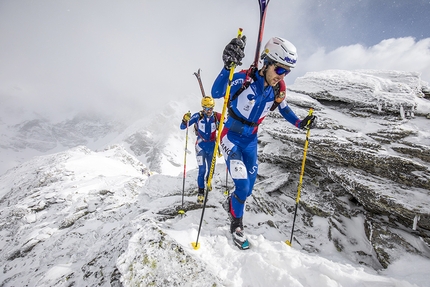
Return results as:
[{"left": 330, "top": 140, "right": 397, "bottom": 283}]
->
[{"left": 256, "top": 69, "right": 430, "bottom": 268}]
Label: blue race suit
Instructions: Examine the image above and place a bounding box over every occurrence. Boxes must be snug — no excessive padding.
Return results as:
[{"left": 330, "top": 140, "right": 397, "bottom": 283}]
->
[
  {"left": 211, "top": 68, "right": 301, "bottom": 218},
  {"left": 180, "top": 111, "right": 220, "bottom": 190}
]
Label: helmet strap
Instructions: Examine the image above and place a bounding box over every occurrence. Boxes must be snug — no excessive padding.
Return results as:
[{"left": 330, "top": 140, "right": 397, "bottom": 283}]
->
[{"left": 261, "top": 58, "right": 276, "bottom": 86}]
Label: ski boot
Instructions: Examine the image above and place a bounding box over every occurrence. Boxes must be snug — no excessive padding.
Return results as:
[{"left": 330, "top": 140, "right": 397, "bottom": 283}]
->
[
  {"left": 230, "top": 216, "right": 249, "bottom": 250},
  {"left": 197, "top": 188, "right": 205, "bottom": 204}
]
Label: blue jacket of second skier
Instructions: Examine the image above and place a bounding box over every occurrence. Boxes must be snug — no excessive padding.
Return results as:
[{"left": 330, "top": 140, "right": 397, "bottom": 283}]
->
[
  {"left": 180, "top": 112, "right": 218, "bottom": 143},
  {"left": 211, "top": 68, "right": 300, "bottom": 138}
]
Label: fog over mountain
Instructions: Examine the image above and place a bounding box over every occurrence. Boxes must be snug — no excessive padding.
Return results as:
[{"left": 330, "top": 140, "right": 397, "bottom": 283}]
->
[
  {"left": 1, "top": 1, "right": 429, "bottom": 124},
  {"left": 1, "top": 70, "right": 429, "bottom": 286}
]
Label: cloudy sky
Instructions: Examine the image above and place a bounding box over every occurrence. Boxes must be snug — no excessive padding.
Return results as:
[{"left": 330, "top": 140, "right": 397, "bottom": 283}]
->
[{"left": 0, "top": 0, "right": 429, "bottom": 121}]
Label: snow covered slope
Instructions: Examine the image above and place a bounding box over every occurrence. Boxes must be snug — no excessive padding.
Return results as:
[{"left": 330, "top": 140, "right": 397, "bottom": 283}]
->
[{"left": 1, "top": 144, "right": 427, "bottom": 287}]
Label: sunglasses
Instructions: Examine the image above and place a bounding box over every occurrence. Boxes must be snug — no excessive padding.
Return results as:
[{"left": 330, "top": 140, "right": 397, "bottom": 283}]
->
[
  {"left": 274, "top": 65, "right": 291, "bottom": 76},
  {"left": 203, "top": 107, "right": 213, "bottom": 111}
]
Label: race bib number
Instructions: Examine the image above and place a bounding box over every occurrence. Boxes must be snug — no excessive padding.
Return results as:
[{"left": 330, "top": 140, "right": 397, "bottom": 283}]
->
[
  {"left": 230, "top": 160, "right": 247, "bottom": 179},
  {"left": 196, "top": 155, "right": 203, "bottom": 166}
]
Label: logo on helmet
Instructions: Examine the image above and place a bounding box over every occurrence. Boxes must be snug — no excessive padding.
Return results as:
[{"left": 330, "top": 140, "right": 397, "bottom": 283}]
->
[{"left": 284, "top": 56, "right": 296, "bottom": 65}]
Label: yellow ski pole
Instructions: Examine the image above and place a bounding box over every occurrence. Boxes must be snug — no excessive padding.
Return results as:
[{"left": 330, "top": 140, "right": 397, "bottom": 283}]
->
[
  {"left": 206, "top": 28, "right": 243, "bottom": 192},
  {"left": 286, "top": 108, "right": 313, "bottom": 246},
  {"left": 224, "top": 167, "right": 229, "bottom": 196},
  {"left": 191, "top": 28, "right": 243, "bottom": 250}
]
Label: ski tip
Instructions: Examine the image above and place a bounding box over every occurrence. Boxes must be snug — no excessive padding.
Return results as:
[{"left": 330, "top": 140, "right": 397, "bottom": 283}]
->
[
  {"left": 241, "top": 241, "right": 250, "bottom": 250},
  {"left": 178, "top": 210, "right": 185, "bottom": 215},
  {"left": 233, "top": 239, "right": 250, "bottom": 250},
  {"left": 191, "top": 242, "right": 200, "bottom": 250},
  {"left": 285, "top": 240, "right": 292, "bottom": 246}
]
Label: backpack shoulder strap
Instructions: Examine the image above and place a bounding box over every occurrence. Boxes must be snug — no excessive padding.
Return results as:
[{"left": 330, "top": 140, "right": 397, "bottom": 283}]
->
[
  {"left": 215, "top": 112, "right": 221, "bottom": 122},
  {"left": 214, "top": 112, "right": 221, "bottom": 128},
  {"left": 230, "top": 67, "right": 258, "bottom": 102},
  {"left": 193, "top": 111, "right": 203, "bottom": 134},
  {"left": 270, "top": 80, "right": 287, "bottom": 111}
]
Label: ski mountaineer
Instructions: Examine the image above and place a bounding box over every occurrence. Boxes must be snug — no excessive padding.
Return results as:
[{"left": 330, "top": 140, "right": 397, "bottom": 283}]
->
[
  {"left": 211, "top": 36, "right": 317, "bottom": 249},
  {"left": 180, "top": 96, "right": 221, "bottom": 204}
]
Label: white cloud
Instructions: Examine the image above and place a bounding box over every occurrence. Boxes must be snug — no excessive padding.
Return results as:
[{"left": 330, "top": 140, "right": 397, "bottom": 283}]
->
[{"left": 297, "top": 37, "right": 430, "bottom": 85}]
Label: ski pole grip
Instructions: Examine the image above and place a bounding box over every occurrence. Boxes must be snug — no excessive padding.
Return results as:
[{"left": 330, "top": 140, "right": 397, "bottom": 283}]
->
[{"left": 306, "top": 108, "right": 314, "bottom": 126}]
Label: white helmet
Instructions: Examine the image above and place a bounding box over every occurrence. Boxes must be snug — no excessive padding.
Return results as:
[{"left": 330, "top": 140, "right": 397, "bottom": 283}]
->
[{"left": 261, "top": 37, "right": 298, "bottom": 68}]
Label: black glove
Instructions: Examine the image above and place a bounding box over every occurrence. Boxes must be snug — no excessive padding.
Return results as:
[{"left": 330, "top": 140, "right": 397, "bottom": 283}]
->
[
  {"left": 298, "top": 115, "right": 317, "bottom": 130},
  {"left": 222, "top": 36, "right": 246, "bottom": 69}
]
